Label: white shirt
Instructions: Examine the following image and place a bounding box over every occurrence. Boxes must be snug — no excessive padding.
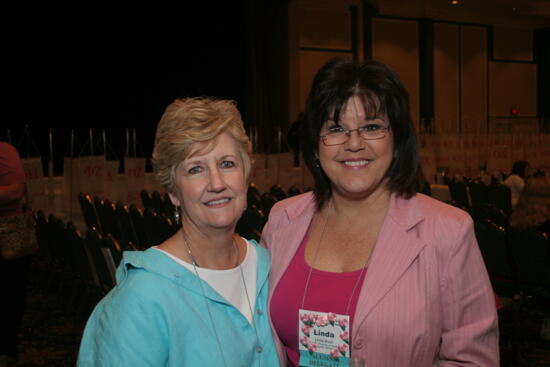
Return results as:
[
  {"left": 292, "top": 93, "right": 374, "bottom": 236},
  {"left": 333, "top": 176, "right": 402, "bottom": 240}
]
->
[
  {"left": 154, "top": 240, "right": 257, "bottom": 324},
  {"left": 503, "top": 174, "right": 525, "bottom": 208}
]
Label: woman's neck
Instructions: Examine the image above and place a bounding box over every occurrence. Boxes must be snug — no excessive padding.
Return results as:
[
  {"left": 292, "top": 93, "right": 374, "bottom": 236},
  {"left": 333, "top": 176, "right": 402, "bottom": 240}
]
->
[
  {"left": 329, "top": 185, "right": 392, "bottom": 220},
  {"left": 160, "top": 222, "right": 240, "bottom": 270}
]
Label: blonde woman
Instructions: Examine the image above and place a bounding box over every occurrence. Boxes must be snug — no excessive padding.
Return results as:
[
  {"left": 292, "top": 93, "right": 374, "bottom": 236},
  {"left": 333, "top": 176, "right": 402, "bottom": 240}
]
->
[{"left": 78, "top": 98, "right": 279, "bottom": 366}]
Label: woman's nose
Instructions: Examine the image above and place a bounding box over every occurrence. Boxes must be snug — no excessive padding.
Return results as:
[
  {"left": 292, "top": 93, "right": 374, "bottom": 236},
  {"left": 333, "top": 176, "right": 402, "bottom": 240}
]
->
[
  {"left": 208, "top": 168, "right": 226, "bottom": 192},
  {"left": 344, "top": 129, "right": 365, "bottom": 152}
]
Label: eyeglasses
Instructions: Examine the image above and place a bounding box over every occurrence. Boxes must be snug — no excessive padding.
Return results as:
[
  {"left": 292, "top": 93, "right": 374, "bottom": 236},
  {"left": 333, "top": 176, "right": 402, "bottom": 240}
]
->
[{"left": 320, "top": 125, "right": 389, "bottom": 146}]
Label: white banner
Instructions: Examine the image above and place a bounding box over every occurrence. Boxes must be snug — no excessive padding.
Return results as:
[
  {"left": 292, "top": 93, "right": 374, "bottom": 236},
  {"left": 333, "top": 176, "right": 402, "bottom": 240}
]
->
[
  {"left": 123, "top": 157, "right": 147, "bottom": 206},
  {"left": 21, "top": 157, "right": 49, "bottom": 214}
]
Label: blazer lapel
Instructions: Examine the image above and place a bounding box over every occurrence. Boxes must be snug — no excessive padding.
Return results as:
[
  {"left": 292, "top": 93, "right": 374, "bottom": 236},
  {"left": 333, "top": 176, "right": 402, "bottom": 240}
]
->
[
  {"left": 268, "top": 195, "right": 316, "bottom": 290},
  {"left": 352, "top": 194, "right": 427, "bottom": 338}
]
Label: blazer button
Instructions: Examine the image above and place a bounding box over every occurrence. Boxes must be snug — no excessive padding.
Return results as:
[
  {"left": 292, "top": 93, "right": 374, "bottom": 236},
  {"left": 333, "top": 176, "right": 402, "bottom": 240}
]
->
[{"left": 354, "top": 338, "right": 364, "bottom": 349}]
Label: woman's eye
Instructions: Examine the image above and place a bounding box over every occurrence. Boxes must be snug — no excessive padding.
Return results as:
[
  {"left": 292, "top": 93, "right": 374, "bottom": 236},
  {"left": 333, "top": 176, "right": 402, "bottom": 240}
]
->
[
  {"left": 188, "top": 166, "right": 203, "bottom": 174},
  {"left": 363, "top": 124, "right": 383, "bottom": 131},
  {"left": 327, "top": 125, "right": 345, "bottom": 133},
  {"left": 221, "top": 160, "right": 235, "bottom": 168}
]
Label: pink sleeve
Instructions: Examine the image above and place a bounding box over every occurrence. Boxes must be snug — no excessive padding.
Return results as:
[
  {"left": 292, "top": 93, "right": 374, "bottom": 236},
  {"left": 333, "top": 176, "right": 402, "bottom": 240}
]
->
[{"left": 438, "top": 217, "right": 499, "bottom": 366}]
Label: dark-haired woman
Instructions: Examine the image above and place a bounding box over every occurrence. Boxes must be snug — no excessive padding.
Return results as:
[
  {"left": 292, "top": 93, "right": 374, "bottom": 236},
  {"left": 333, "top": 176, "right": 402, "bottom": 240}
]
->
[{"left": 262, "top": 59, "right": 498, "bottom": 366}]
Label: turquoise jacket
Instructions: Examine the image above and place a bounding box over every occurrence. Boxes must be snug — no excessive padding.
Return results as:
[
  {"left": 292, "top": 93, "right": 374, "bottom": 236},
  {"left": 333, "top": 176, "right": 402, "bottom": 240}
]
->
[{"left": 77, "top": 240, "right": 280, "bottom": 367}]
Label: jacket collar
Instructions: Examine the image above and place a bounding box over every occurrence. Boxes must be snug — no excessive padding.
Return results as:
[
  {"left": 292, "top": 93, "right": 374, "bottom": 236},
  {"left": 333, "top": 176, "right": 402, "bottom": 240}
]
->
[
  {"left": 386, "top": 193, "right": 426, "bottom": 231},
  {"left": 283, "top": 192, "right": 317, "bottom": 222},
  {"left": 116, "top": 240, "right": 270, "bottom": 303},
  {"left": 283, "top": 192, "right": 425, "bottom": 230}
]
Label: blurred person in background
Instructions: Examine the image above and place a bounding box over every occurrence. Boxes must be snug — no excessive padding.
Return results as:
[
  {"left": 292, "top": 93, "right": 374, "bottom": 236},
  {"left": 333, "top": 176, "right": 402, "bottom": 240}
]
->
[
  {"left": 503, "top": 160, "right": 530, "bottom": 209},
  {"left": 0, "top": 142, "right": 32, "bottom": 367}
]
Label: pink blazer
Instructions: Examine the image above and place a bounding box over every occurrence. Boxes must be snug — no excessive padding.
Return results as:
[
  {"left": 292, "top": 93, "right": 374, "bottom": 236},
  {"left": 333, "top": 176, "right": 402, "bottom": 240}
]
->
[{"left": 262, "top": 192, "right": 499, "bottom": 366}]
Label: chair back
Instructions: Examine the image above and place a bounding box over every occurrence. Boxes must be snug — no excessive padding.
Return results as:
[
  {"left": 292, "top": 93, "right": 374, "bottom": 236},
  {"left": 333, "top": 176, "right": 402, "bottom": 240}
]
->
[
  {"left": 98, "top": 198, "right": 118, "bottom": 238},
  {"left": 115, "top": 201, "right": 137, "bottom": 246},
  {"left": 469, "top": 181, "right": 489, "bottom": 211},
  {"left": 141, "top": 190, "right": 153, "bottom": 211},
  {"left": 261, "top": 192, "right": 277, "bottom": 215},
  {"left": 236, "top": 204, "right": 266, "bottom": 241},
  {"left": 79, "top": 193, "right": 100, "bottom": 231},
  {"left": 509, "top": 229, "right": 550, "bottom": 290},
  {"left": 487, "top": 184, "right": 512, "bottom": 216},
  {"left": 129, "top": 204, "right": 151, "bottom": 249},
  {"left": 162, "top": 193, "right": 176, "bottom": 219},
  {"left": 247, "top": 186, "right": 262, "bottom": 208},
  {"left": 474, "top": 218, "right": 516, "bottom": 296},
  {"left": 85, "top": 227, "right": 115, "bottom": 291},
  {"left": 143, "top": 208, "right": 177, "bottom": 247},
  {"left": 287, "top": 185, "right": 302, "bottom": 197},
  {"left": 248, "top": 183, "right": 261, "bottom": 197},
  {"left": 270, "top": 184, "right": 287, "bottom": 201},
  {"left": 66, "top": 222, "right": 96, "bottom": 287},
  {"left": 151, "top": 191, "right": 166, "bottom": 216},
  {"left": 448, "top": 180, "right": 470, "bottom": 210},
  {"left": 475, "top": 203, "right": 509, "bottom": 228}
]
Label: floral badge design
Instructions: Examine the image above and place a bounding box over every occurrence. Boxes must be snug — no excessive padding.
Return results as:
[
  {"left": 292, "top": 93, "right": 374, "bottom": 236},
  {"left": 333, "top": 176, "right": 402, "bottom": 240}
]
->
[{"left": 299, "top": 311, "right": 350, "bottom": 361}]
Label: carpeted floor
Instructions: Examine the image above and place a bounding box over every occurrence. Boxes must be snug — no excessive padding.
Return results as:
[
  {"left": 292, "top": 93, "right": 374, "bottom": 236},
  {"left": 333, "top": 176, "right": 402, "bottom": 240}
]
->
[{"left": 11, "top": 256, "right": 550, "bottom": 366}]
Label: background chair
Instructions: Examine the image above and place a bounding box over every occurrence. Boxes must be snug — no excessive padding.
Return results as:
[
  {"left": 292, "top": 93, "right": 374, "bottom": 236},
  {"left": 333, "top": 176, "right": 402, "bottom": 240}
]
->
[
  {"left": 260, "top": 192, "right": 277, "bottom": 215},
  {"left": 143, "top": 207, "right": 177, "bottom": 247},
  {"left": 236, "top": 205, "right": 266, "bottom": 241},
  {"left": 474, "top": 203, "right": 509, "bottom": 229},
  {"left": 474, "top": 218, "right": 516, "bottom": 297},
  {"left": 270, "top": 184, "right": 287, "bottom": 201},
  {"left": 287, "top": 185, "right": 302, "bottom": 197},
  {"left": 487, "top": 183, "right": 512, "bottom": 217},
  {"left": 129, "top": 204, "right": 152, "bottom": 249},
  {"left": 508, "top": 229, "right": 550, "bottom": 297},
  {"left": 469, "top": 180, "right": 489, "bottom": 214},
  {"left": 448, "top": 179, "right": 470, "bottom": 210},
  {"left": 85, "top": 227, "right": 116, "bottom": 293},
  {"left": 78, "top": 193, "right": 101, "bottom": 231}
]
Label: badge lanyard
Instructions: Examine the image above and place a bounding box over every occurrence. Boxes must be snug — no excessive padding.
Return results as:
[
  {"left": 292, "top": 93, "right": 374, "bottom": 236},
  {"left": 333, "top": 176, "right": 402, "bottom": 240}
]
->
[{"left": 298, "top": 202, "right": 373, "bottom": 367}]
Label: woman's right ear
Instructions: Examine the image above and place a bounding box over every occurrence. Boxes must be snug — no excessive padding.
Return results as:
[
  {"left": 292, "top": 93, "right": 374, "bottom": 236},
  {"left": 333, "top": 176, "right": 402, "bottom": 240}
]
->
[{"left": 168, "top": 192, "right": 181, "bottom": 207}]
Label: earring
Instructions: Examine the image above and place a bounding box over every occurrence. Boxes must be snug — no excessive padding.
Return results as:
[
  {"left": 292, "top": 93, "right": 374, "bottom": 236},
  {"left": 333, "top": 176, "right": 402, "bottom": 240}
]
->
[
  {"left": 315, "top": 158, "right": 320, "bottom": 168},
  {"left": 174, "top": 206, "right": 180, "bottom": 225}
]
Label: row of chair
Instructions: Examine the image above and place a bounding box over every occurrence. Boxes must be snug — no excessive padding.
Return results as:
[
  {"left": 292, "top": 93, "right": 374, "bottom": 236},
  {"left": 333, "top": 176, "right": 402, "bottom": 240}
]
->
[
  {"left": 79, "top": 193, "right": 178, "bottom": 251},
  {"left": 474, "top": 217, "right": 550, "bottom": 363},
  {"left": 474, "top": 217, "right": 550, "bottom": 299},
  {"left": 34, "top": 211, "right": 131, "bottom": 320},
  {"left": 448, "top": 179, "right": 512, "bottom": 216}
]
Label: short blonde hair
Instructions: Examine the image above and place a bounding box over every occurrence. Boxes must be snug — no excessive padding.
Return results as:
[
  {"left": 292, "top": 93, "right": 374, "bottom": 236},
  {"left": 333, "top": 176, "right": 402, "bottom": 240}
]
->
[{"left": 152, "top": 97, "right": 252, "bottom": 195}]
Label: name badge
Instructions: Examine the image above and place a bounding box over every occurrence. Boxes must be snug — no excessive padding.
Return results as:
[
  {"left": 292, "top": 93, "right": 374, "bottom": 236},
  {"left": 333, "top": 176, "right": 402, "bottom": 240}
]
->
[{"left": 298, "top": 309, "right": 351, "bottom": 367}]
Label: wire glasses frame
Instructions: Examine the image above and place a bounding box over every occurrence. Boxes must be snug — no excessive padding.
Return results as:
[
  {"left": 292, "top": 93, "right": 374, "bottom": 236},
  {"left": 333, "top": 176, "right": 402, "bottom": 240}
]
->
[{"left": 320, "top": 126, "right": 390, "bottom": 146}]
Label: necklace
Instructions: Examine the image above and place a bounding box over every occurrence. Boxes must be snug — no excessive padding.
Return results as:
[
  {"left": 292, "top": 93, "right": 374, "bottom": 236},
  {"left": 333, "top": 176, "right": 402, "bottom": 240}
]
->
[
  {"left": 300, "top": 201, "right": 373, "bottom": 315},
  {"left": 182, "top": 231, "right": 261, "bottom": 366}
]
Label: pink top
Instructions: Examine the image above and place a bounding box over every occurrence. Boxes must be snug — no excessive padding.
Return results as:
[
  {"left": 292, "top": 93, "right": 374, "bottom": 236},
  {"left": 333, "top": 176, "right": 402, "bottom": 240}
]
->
[{"left": 270, "top": 226, "right": 367, "bottom": 367}]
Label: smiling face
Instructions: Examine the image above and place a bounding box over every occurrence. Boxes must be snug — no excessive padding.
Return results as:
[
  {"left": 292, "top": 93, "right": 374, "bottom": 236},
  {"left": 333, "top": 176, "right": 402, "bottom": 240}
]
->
[
  {"left": 318, "top": 95, "right": 394, "bottom": 201},
  {"left": 170, "top": 132, "right": 247, "bottom": 233}
]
